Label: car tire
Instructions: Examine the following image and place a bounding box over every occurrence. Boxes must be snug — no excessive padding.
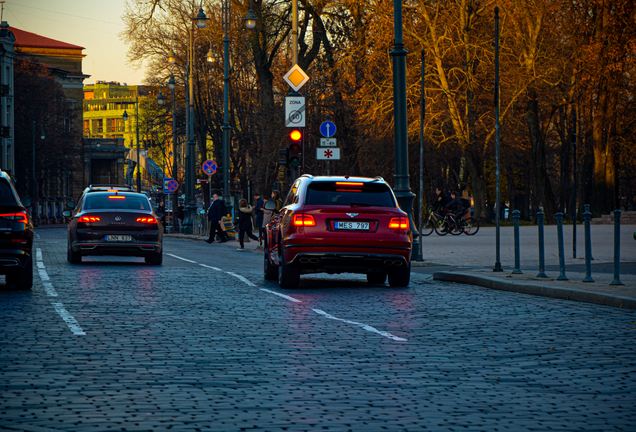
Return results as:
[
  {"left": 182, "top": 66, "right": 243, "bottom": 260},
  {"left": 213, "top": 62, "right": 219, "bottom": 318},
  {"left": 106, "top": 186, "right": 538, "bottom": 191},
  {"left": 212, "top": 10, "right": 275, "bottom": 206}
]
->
[
  {"left": 264, "top": 239, "right": 278, "bottom": 280},
  {"left": 7, "top": 254, "right": 33, "bottom": 290},
  {"left": 67, "top": 243, "right": 82, "bottom": 264},
  {"left": 145, "top": 253, "right": 163, "bottom": 265},
  {"left": 367, "top": 272, "right": 387, "bottom": 284},
  {"left": 278, "top": 244, "right": 300, "bottom": 289},
  {"left": 388, "top": 262, "right": 410, "bottom": 287}
]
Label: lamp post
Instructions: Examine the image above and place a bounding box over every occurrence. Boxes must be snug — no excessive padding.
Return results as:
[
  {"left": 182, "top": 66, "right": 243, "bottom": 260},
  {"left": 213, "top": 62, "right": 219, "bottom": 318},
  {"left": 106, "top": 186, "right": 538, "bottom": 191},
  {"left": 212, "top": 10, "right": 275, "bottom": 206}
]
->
[
  {"left": 122, "top": 95, "right": 141, "bottom": 192},
  {"left": 493, "top": 7, "right": 503, "bottom": 272},
  {"left": 391, "top": 0, "right": 418, "bottom": 259},
  {"left": 88, "top": 140, "right": 101, "bottom": 186},
  {"left": 168, "top": 75, "right": 179, "bottom": 233},
  {"left": 32, "top": 121, "right": 45, "bottom": 227}
]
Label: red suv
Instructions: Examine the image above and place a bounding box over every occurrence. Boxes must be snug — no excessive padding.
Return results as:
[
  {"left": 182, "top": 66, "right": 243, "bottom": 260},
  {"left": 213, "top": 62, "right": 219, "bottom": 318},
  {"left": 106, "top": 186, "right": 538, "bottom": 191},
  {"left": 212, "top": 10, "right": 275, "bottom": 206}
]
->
[{"left": 264, "top": 175, "right": 412, "bottom": 288}]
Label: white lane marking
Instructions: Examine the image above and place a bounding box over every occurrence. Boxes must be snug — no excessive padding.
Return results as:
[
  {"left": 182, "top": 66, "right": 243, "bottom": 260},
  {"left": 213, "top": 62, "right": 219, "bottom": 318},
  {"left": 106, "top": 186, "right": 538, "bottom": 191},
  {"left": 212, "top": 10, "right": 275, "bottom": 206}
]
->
[
  {"left": 260, "top": 288, "right": 302, "bottom": 303},
  {"left": 226, "top": 272, "right": 256, "bottom": 287},
  {"left": 38, "top": 269, "right": 50, "bottom": 281},
  {"left": 35, "top": 233, "right": 41, "bottom": 240},
  {"left": 52, "top": 303, "right": 86, "bottom": 335},
  {"left": 43, "top": 283, "right": 58, "bottom": 297},
  {"left": 199, "top": 263, "right": 221, "bottom": 271},
  {"left": 36, "top": 248, "right": 43, "bottom": 261},
  {"left": 166, "top": 253, "right": 197, "bottom": 263},
  {"left": 37, "top": 261, "right": 45, "bottom": 269},
  {"left": 312, "top": 308, "right": 408, "bottom": 342}
]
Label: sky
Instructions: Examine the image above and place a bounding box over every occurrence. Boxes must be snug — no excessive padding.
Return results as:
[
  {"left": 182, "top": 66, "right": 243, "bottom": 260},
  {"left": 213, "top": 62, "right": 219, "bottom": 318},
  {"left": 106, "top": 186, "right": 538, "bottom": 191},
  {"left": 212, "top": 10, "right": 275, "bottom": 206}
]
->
[{"left": 4, "top": 0, "right": 146, "bottom": 85}]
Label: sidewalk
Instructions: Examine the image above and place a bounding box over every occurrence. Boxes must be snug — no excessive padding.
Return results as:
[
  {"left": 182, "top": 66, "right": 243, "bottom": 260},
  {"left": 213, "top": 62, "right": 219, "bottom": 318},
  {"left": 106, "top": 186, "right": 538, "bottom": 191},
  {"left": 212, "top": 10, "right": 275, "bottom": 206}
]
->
[{"left": 166, "top": 225, "right": 636, "bottom": 309}]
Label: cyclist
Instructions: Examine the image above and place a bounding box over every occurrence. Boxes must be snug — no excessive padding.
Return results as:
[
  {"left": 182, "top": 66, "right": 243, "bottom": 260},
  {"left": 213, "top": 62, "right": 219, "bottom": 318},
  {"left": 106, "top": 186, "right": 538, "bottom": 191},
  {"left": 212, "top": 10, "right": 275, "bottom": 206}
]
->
[
  {"left": 445, "top": 191, "right": 468, "bottom": 228},
  {"left": 431, "top": 187, "right": 451, "bottom": 214}
]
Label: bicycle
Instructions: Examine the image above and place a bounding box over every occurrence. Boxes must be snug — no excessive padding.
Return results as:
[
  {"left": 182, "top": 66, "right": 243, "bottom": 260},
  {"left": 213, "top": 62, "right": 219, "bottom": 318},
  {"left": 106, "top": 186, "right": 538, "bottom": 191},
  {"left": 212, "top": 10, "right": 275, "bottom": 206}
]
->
[
  {"left": 459, "top": 215, "right": 479, "bottom": 235},
  {"left": 421, "top": 207, "right": 449, "bottom": 236}
]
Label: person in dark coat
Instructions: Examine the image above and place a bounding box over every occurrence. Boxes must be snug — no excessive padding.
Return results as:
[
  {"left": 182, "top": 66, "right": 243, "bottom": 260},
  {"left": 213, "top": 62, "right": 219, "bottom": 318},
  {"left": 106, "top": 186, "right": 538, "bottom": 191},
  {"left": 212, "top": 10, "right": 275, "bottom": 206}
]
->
[
  {"left": 445, "top": 191, "right": 468, "bottom": 220},
  {"left": 253, "top": 192, "right": 265, "bottom": 245},
  {"left": 431, "top": 187, "right": 451, "bottom": 214},
  {"left": 177, "top": 202, "right": 185, "bottom": 230},
  {"left": 206, "top": 193, "right": 229, "bottom": 243},
  {"left": 234, "top": 199, "right": 259, "bottom": 250},
  {"left": 156, "top": 200, "right": 167, "bottom": 233}
]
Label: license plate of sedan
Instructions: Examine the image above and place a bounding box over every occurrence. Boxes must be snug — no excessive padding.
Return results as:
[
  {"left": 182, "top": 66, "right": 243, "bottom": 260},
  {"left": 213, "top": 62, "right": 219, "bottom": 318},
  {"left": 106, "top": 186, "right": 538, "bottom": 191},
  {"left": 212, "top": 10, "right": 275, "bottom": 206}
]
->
[
  {"left": 335, "top": 221, "right": 369, "bottom": 230},
  {"left": 106, "top": 235, "right": 132, "bottom": 242}
]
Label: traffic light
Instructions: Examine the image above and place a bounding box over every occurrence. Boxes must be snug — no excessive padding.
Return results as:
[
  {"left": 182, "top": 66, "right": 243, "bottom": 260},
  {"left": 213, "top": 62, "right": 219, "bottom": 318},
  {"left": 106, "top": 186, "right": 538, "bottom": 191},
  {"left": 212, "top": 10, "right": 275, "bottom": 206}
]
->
[
  {"left": 288, "top": 129, "right": 302, "bottom": 168},
  {"left": 278, "top": 148, "right": 289, "bottom": 167}
]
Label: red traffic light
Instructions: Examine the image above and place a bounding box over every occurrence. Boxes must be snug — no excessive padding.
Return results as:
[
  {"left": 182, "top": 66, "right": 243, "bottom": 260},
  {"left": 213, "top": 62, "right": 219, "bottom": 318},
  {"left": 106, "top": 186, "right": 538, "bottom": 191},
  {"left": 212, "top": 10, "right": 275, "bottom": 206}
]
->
[{"left": 289, "top": 130, "right": 302, "bottom": 141}]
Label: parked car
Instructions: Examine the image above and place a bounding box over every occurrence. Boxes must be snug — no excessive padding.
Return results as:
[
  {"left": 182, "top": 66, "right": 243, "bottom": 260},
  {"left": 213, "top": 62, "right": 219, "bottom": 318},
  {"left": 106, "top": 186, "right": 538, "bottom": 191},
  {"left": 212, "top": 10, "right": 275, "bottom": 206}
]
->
[
  {"left": 0, "top": 171, "right": 34, "bottom": 289},
  {"left": 63, "top": 189, "right": 163, "bottom": 265},
  {"left": 263, "top": 175, "right": 412, "bottom": 289}
]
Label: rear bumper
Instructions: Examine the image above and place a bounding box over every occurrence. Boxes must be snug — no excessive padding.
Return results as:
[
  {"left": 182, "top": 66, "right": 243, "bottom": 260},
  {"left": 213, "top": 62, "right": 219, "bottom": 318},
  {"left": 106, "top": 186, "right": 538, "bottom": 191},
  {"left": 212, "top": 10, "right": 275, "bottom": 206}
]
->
[
  {"left": 0, "top": 248, "right": 31, "bottom": 273},
  {"left": 284, "top": 243, "right": 411, "bottom": 274},
  {"left": 71, "top": 241, "right": 162, "bottom": 257}
]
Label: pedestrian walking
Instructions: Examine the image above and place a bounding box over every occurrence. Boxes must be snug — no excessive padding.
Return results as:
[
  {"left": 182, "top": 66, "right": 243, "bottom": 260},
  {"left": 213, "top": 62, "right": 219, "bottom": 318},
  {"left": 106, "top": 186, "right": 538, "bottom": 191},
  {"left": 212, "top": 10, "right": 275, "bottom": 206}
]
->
[
  {"left": 177, "top": 202, "right": 185, "bottom": 230},
  {"left": 205, "top": 193, "right": 229, "bottom": 244},
  {"left": 157, "top": 200, "right": 167, "bottom": 233},
  {"left": 253, "top": 192, "right": 264, "bottom": 245},
  {"left": 272, "top": 190, "right": 283, "bottom": 211},
  {"left": 234, "top": 199, "right": 258, "bottom": 251}
]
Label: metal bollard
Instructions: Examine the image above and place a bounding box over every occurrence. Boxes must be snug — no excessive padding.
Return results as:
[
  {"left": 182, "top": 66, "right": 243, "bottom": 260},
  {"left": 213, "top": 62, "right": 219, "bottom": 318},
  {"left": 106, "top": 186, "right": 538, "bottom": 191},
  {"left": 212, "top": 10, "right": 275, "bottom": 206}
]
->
[
  {"left": 537, "top": 211, "right": 548, "bottom": 278},
  {"left": 556, "top": 213, "right": 568, "bottom": 280},
  {"left": 512, "top": 210, "right": 522, "bottom": 274},
  {"left": 583, "top": 204, "right": 594, "bottom": 282},
  {"left": 610, "top": 210, "right": 623, "bottom": 286}
]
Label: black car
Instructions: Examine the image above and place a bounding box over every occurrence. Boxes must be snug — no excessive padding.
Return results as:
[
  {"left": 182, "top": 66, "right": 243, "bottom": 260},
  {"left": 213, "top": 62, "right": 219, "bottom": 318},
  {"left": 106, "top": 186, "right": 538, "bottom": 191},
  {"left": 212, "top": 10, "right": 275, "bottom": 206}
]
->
[
  {"left": 0, "top": 171, "right": 34, "bottom": 289},
  {"left": 63, "top": 189, "right": 163, "bottom": 265}
]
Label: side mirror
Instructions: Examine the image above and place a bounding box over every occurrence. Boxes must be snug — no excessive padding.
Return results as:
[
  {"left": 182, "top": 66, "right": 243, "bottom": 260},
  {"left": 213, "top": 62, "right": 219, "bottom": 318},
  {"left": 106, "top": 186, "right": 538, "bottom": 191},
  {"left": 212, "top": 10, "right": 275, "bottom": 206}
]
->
[
  {"left": 62, "top": 210, "right": 72, "bottom": 217},
  {"left": 66, "top": 201, "right": 75, "bottom": 209},
  {"left": 21, "top": 197, "right": 33, "bottom": 207},
  {"left": 264, "top": 200, "right": 277, "bottom": 211}
]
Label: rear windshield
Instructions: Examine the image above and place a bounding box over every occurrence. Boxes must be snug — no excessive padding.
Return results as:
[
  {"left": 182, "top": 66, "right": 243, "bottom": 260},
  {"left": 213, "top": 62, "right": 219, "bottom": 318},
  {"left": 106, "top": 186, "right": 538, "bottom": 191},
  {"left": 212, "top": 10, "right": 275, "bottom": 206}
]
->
[
  {"left": 84, "top": 195, "right": 150, "bottom": 210},
  {"left": 305, "top": 182, "right": 396, "bottom": 207},
  {"left": 0, "top": 180, "right": 18, "bottom": 206}
]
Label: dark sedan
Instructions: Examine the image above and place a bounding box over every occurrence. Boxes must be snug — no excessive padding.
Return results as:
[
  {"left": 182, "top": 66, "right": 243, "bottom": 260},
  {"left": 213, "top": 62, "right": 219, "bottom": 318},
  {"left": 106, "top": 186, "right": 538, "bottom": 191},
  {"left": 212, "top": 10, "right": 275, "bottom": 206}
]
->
[{"left": 63, "top": 190, "right": 163, "bottom": 265}]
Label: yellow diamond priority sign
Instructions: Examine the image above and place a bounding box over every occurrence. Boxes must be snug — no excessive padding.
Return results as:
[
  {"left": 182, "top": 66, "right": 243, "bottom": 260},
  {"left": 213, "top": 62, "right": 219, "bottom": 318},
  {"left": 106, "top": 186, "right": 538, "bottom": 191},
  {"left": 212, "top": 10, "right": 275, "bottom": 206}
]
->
[{"left": 283, "top": 64, "right": 309, "bottom": 92}]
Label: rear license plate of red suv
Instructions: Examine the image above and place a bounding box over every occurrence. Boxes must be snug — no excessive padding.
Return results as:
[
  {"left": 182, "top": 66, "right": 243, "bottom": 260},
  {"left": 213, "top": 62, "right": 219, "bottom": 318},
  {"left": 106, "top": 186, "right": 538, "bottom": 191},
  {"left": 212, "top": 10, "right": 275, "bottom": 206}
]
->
[{"left": 334, "top": 221, "right": 370, "bottom": 230}]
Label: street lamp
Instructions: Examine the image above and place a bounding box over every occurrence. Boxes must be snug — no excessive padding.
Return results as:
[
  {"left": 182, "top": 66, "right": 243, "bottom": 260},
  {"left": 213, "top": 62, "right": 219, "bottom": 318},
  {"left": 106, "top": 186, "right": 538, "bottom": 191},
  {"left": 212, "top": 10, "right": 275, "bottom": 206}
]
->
[
  {"left": 122, "top": 96, "right": 141, "bottom": 192},
  {"left": 32, "top": 121, "right": 45, "bottom": 227},
  {"left": 88, "top": 140, "right": 101, "bottom": 186},
  {"left": 390, "top": 0, "right": 418, "bottom": 259},
  {"left": 166, "top": 74, "right": 179, "bottom": 233}
]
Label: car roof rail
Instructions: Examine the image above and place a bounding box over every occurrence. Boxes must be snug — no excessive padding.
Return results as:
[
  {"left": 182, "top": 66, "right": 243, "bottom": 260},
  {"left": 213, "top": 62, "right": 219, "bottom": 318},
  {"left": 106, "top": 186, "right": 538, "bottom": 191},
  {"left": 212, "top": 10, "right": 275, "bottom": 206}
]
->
[
  {"left": 88, "top": 184, "right": 134, "bottom": 191},
  {"left": 300, "top": 174, "right": 313, "bottom": 179},
  {"left": 373, "top": 176, "right": 384, "bottom": 182}
]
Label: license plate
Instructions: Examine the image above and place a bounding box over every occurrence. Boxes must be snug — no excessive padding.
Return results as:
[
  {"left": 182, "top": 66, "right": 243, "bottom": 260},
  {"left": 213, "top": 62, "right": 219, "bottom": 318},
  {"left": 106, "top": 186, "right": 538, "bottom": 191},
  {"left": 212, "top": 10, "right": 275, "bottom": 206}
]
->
[
  {"left": 334, "top": 221, "right": 370, "bottom": 230},
  {"left": 105, "top": 235, "right": 132, "bottom": 242}
]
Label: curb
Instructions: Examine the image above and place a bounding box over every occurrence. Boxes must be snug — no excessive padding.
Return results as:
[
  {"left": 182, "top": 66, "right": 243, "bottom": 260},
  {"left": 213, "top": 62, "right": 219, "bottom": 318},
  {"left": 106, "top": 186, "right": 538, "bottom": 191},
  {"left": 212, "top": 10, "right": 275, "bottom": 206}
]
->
[{"left": 433, "top": 271, "right": 636, "bottom": 310}]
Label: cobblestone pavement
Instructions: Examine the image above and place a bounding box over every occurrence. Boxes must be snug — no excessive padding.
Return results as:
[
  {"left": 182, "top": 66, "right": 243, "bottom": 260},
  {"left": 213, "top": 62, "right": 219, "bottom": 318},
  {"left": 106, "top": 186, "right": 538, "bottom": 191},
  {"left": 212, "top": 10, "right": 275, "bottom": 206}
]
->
[{"left": 1, "top": 228, "right": 635, "bottom": 431}]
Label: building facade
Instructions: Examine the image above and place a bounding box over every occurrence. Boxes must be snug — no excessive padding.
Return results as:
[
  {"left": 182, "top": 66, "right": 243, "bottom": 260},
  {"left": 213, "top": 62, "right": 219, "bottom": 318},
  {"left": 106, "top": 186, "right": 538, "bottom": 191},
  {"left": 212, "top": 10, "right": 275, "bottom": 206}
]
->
[{"left": 0, "top": 22, "right": 16, "bottom": 176}]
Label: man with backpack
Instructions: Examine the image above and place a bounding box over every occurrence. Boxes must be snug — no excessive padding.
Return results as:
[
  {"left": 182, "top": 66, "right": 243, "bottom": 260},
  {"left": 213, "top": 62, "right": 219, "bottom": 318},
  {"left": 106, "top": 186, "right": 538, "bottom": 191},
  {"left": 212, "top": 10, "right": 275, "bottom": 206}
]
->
[{"left": 205, "top": 193, "right": 230, "bottom": 243}]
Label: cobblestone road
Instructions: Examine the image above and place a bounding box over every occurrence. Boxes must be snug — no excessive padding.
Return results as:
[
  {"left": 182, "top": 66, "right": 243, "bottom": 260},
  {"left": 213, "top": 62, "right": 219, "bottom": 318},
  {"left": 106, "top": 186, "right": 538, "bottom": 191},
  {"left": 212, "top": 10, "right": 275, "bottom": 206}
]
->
[{"left": 1, "top": 228, "right": 635, "bottom": 431}]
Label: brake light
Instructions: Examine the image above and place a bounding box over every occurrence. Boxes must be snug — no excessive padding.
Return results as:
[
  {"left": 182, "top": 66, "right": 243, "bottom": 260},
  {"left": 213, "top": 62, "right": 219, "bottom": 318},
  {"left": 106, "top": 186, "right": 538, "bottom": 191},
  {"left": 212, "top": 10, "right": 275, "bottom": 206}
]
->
[
  {"left": 136, "top": 217, "right": 158, "bottom": 224},
  {"left": 78, "top": 216, "right": 101, "bottom": 223},
  {"left": 292, "top": 214, "right": 316, "bottom": 227},
  {"left": 11, "top": 239, "right": 27, "bottom": 243},
  {"left": 388, "top": 217, "right": 409, "bottom": 229},
  {"left": 108, "top": 196, "right": 125, "bottom": 199},
  {"left": 107, "top": 189, "right": 118, "bottom": 192},
  {"left": 336, "top": 182, "right": 364, "bottom": 186},
  {"left": 0, "top": 212, "right": 28, "bottom": 223}
]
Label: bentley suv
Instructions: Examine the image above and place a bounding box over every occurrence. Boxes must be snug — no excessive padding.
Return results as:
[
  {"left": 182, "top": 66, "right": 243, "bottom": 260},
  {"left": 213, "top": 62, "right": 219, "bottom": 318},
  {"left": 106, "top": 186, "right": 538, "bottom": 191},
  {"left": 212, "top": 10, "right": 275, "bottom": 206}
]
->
[
  {"left": 63, "top": 188, "right": 163, "bottom": 265},
  {"left": 264, "top": 175, "right": 412, "bottom": 288},
  {"left": 0, "top": 171, "right": 34, "bottom": 289}
]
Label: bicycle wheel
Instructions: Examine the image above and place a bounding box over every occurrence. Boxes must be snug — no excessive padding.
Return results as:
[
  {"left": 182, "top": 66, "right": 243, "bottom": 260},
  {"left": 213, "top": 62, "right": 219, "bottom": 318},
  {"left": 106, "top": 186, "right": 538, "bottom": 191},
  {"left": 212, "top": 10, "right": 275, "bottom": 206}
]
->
[
  {"left": 448, "top": 216, "right": 463, "bottom": 236},
  {"left": 421, "top": 218, "right": 434, "bottom": 236},
  {"left": 463, "top": 217, "right": 480, "bottom": 235},
  {"left": 434, "top": 218, "right": 448, "bottom": 236}
]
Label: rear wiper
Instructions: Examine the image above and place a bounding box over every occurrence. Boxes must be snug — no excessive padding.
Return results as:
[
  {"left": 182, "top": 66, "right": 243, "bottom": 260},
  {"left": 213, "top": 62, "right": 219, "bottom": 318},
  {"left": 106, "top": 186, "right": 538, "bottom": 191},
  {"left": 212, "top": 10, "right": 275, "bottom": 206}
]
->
[{"left": 350, "top": 202, "right": 372, "bottom": 207}]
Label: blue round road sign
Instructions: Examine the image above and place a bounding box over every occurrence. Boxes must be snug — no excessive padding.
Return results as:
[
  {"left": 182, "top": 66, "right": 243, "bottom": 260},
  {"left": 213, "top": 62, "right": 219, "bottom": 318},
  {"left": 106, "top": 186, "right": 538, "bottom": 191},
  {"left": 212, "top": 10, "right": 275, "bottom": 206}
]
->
[
  {"left": 320, "top": 121, "right": 336, "bottom": 138},
  {"left": 202, "top": 159, "right": 217, "bottom": 175},
  {"left": 166, "top": 179, "right": 178, "bottom": 192}
]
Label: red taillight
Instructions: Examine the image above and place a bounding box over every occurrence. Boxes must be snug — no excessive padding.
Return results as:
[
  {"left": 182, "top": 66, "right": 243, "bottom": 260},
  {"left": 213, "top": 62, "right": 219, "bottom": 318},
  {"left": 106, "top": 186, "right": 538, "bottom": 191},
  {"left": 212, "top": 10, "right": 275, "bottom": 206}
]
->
[
  {"left": 388, "top": 217, "right": 409, "bottom": 229},
  {"left": 11, "top": 239, "right": 27, "bottom": 243},
  {"left": 108, "top": 196, "right": 125, "bottom": 199},
  {"left": 78, "top": 216, "right": 101, "bottom": 223},
  {"left": 136, "top": 217, "right": 158, "bottom": 224},
  {"left": 292, "top": 214, "right": 316, "bottom": 227},
  {"left": 0, "top": 212, "right": 28, "bottom": 223}
]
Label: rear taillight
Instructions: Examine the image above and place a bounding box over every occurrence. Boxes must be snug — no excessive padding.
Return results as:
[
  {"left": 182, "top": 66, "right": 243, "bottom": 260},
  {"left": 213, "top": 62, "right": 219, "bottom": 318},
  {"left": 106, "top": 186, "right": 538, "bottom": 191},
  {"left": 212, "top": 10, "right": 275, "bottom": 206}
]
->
[
  {"left": 136, "top": 217, "right": 158, "bottom": 224},
  {"left": 292, "top": 214, "right": 316, "bottom": 227},
  {"left": 388, "top": 217, "right": 409, "bottom": 229},
  {"left": 78, "top": 216, "right": 101, "bottom": 223},
  {"left": 0, "top": 212, "right": 28, "bottom": 223}
]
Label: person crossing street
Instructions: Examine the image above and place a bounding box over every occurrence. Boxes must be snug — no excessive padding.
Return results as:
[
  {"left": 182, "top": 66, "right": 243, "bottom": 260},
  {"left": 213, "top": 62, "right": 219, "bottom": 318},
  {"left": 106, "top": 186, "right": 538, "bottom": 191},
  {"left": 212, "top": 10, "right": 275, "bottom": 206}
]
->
[{"left": 205, "top": 193, "right": 229, "bottom": 244}]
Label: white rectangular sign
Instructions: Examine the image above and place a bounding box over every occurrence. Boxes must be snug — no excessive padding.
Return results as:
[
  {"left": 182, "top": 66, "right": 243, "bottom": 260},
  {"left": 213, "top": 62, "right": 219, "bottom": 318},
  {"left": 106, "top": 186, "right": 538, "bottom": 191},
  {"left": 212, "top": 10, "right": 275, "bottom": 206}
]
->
[
  {"left": 316, "top": 147, "right": 341, "bottom": 160},
  {"left": 285, "top": 97, "right": 305, "bottom": 127},
  {"left": 320, "top": 138, "right": 337, "bottom": 147}
]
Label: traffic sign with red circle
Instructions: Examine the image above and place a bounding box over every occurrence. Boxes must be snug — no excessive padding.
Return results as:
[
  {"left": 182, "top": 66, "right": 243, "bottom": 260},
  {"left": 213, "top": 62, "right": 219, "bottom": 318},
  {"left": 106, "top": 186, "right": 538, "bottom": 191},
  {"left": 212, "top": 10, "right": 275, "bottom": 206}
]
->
[
  {"left": 165, "top": 178, "right": 179, "bottom": 193},
  {"left": 202, "top": 159, "right": 217, "bottom": 175}
]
